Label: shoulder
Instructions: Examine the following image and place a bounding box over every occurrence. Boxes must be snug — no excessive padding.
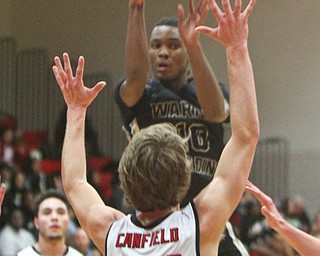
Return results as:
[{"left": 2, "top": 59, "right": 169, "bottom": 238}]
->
[
  {"left": 67, "top": 246, "right": 83, "bottom": 255},
  {"left": 17, "top": 246, "right": 39, "bottom": 256},
  {"left": 114, "top": 77, "right": 127, "bottom": 101}
]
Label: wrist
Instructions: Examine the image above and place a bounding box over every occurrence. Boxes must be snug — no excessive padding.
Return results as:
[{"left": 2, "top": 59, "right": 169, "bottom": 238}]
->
[
  {"left": 129, "top": 1, "right": 144, "bottom": 9},
  {"left": 67, "top": 105, "right": 87, "bottom": 118},
  {"left": 185, "top": 40, "right": 202, "bottom": 54},
  {"left": 226, "top": 44, "right": 249, "bottom": 64}
]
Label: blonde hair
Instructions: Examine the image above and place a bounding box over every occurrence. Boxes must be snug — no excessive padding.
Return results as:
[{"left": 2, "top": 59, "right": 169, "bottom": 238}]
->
[{"left": 118, "top": 123, "right": 191, "bottom": 212}]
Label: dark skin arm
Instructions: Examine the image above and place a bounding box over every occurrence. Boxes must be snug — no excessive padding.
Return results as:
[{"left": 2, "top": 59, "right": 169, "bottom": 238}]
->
[{"left": 178, "top": 0, "right": 228, "bottom": 122}]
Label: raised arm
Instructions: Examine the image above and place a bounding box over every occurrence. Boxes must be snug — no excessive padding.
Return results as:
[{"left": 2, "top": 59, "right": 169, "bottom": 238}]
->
[
  {"left": 0, "top": 176, "right": 6, "bottom": 217},
  {"left": 52, "top": 53, "right": 124, "bottom": 252},
  {"left": 246, "top": 181, "right": 320, "bottom": 256},
  {"left": 178, "top": 0, "right": 228, "bottom": 122},
  {"left": 120, "top": 0, "right": 149, "bottom": 107},
  {"left": 194, "top": 0, "right": 259, "bottom": 247}
]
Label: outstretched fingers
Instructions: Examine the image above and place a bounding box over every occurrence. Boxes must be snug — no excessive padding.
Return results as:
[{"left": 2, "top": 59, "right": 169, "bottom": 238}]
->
[
  {"left": 92, "top": 81, "right": 107, "bottom": 96},
  {"left": 208, "top": 0, "right": 224, "bottom": 20},
  {"left": 221, "top": 0, "right": 233, "bottom": 17},
  {"left": 234, "top": 0, "right": 242, "bottom": 20},
  {"left": 197, "top": 0, "right": 209, "bottom": 23},
  {"left": 63, "top": 53, "right": 74, "bottom": 82},
  {"left": 178, "top": 4, "right": 185, "bottom": 25},
  {"left": 75, "top": 56, "right": 85, "bottom": 87},
  {"left": 187, "top": 0, "right": 195, "bottom": 15},
  {"left": 246, "top": 181, "right": 274, "bottom": 210},
  {"left": 243, "top": 0, "right": 256, "bottom": 20},
  {"left": 53, "top": 58, "right": 69, "bottom": 96},
  {"left": 195, "top": 25, "right": 218, "bottom": 40}
]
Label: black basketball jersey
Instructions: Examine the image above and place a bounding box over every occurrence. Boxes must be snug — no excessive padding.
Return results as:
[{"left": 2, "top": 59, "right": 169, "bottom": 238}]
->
[{"left": 115, "top": 78, "right": 229, "bottom": 177}]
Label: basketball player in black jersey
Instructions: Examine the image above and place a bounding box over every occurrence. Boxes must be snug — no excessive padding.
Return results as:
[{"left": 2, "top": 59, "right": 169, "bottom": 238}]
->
[{"left": 115, "top": 0, "right": 248, "bottom": 255}]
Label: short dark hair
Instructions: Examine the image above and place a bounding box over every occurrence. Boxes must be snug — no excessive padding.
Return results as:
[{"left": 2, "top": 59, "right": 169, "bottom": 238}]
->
[
  {"left": 34, "top": 189, "right": 69, "bottom": 216},
  {"left": 153, "top": 17, "right": 178, "bottom": 29}
]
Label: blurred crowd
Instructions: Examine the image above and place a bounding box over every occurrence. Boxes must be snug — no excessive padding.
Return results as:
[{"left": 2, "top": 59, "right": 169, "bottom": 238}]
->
[
  {"left": 0, "top": 116, "right": 125, "bottom": 256},
  {"left": 231, "top": 186, "right": 320, "bottom": 255}
]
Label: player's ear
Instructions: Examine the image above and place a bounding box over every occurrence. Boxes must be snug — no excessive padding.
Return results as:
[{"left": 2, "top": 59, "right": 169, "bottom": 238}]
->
[
  {"left": 186, "top": 65, "right": 193, "bottom": 80},
  {"left": 34, "top": 216, "right": 39, "bottom": 230}
]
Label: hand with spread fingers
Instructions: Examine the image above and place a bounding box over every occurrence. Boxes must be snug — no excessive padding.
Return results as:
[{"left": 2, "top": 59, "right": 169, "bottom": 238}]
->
[
  {"left": 52, "top": 53, "right": 106, "bottom": 109},
  {"left": 178, "top": 0, "right": 209, "bottom": 47},
  {"left": 196, "top": 0, "right": 256, "bottom": 49},
  {"left": 245, "top": 180, "right": 284, "bottom": 231},
  {"left": 246, "top": 181, "right": 320, "bottom": 256}
]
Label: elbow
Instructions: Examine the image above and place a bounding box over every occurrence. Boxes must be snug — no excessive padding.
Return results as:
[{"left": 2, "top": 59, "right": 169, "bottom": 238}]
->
[
  {"left": 238, "top": 120, "right": 260, "bottom": 146},
  {"left": 204, "top": 109, "right": 229, "bottom": 123},
  {"left": 62, "top": 179, "right": 74, "bottom": 194},
  {"left": 125, "top": 67, "right": 148, "bottom": 84},
  {"left": 247, "top": 121, "right": 260, "bottom": 146},
  {"left": 62, "top": 175, "right": 85, "bottom": 194}
]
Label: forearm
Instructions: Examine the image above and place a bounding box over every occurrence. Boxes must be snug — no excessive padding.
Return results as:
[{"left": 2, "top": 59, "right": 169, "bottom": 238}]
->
[
  {"left": 125, "top": 1, "right": 149, "bottom": 83},
  {"left": 62, "top": 106, "right": 87, "bottom": 191},
  {"left": 216, "top": 46, "right": 259, "bottom": 198},
  {"left": 275, "top": 220, "right": 320, "bottom": 256},
  {"left": 227, "top": 45, "right": 259, "bottom": 142},
  {"left": 187, "top": 42, "right": 227, "bottom": 122}
]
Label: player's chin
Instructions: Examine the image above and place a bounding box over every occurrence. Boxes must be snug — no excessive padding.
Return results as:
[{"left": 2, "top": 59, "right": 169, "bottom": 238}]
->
[{"left": 47, "top": 233, "right": 64, "bottom": 240}]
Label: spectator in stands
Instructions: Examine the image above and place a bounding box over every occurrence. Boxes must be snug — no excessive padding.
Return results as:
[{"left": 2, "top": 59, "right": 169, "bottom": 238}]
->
[
  {"left": 5, "top": 171, "right": 28, "bottom": 210},
  {"left": 73, "top": 227, "right": 102, "bottom": 256},
  {"left": 291, "top": 195, "right": 311, "bottom": 233},
  {"left": 14, "top": 137, "right": 29, "bottom": 169},
  {"left": 17, "top": 189, "right": 82, "bottom": 256},
  {"left": 0, "top": 162, "right": 14, "bottom": 192},
  {"left": 239, "top": 197, "right": 273, "bottom": 250},
  {"left": 0, "top": 164, "right": 13, "bottom": 228},
  {"left": 20, "top": 190, "right": 37, "bottom": 238},
  {"left": 23, "top": 149, "right": 47, "bottom": 194},
  {"left": 281, "top": 195, "right": 311, "bottom": 234},
  {"left": 0, "top": 126, "right": 16, "bottom": 167},
  {"left": 53, "top": 106, "right": 101, "bottom": 159},
  {"left": 0, "top": 207, "right": 36, "bottom": 255}
]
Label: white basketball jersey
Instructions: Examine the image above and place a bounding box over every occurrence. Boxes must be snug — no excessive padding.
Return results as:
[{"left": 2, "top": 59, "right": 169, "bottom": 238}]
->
[{"left": 106, "top": 202, "right": 200, "bottom": 256}]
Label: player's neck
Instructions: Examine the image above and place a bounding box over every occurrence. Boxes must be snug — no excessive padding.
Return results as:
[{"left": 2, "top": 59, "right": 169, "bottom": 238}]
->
[
  {"left": 136, "top": 204, "right": 180, "bottom": 227},
  {"left": 153, "top": 75, "right": 188, "bottom": 90},
  {"left": 35, "top": 238, "right": 67, "bottom": 256}
]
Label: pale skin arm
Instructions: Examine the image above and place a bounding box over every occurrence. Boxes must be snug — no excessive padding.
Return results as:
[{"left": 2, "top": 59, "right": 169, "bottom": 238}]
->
[
  {"left": 178, "top": 0, "right": 228, "bottom": 122},
  {"left": 0, "top": 176, "right": 6, "bottom": 217},
  {"left": 193, "top": 0, "right": 258, "bottom": 253},
  {"left": 52, "top": 53, "right": 125, "bottom": 254},
  {"left": 120, "top": 0, "right": 149, "bottom": 107},
  {"left": 246, "top": 181, "right": 320, "bottom": 256}
]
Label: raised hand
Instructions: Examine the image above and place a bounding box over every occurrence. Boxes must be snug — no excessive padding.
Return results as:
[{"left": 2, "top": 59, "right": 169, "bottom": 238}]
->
[
  {"left": 245, "top": 180, "right": 283, "bottom": 231},
  {"left": 195, "top": 0, "right": 256, "bottom": 48},
  {"left": 178, "top": 0, "right": 209, "bottom": 46},
  {"left": 52, "top": 53, "right": 106, "bottom": 109}
]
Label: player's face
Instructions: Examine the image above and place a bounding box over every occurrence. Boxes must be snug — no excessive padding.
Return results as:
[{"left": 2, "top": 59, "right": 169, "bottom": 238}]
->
[
  {"left": 149, "top": 26, "right": 189, "bottom": 84},
  {"left": 34, "top": 198, "right": 69, "bottom": 241}
]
